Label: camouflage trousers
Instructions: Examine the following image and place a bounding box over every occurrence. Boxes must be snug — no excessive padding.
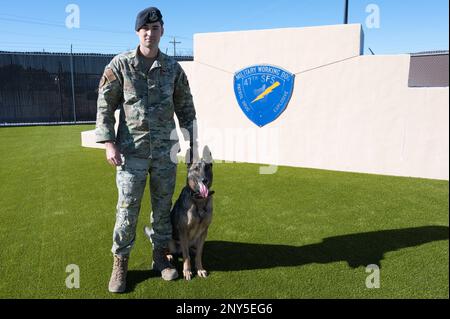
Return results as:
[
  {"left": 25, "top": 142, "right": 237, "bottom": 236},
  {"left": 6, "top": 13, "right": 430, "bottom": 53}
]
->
[{"left": 111, "top": 155, "right": 177, "bottom": 256}]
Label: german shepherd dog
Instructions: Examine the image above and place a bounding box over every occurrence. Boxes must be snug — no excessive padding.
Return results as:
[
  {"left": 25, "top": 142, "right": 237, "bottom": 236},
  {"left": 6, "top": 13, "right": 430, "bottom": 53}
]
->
[{"left": 146, "top": 146, "right": 214, "bottom": 280}]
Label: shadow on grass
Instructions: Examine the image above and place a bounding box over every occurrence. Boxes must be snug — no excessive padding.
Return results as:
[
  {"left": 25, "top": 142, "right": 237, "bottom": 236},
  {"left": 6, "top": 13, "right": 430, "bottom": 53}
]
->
[
  {"left": 123, "top": 225, "right": 448, "bottom": 292},
  {"left": 203, "top": 226, "right": 449, "bottom": 271},
  {"left": 125, "top": 270, "right": 159, "bottom": 293}
]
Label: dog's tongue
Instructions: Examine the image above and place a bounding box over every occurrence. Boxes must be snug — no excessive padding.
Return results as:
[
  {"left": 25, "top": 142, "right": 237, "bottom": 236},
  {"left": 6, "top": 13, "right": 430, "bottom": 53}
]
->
[{"left": 199, "top": 183, "right": 209, "bottom": 198}]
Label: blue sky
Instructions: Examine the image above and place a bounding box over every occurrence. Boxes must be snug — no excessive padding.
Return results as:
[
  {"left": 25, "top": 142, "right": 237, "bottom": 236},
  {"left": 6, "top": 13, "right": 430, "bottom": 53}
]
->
[{"left": 0, "top": 0, "right": 448, "bottom": 55}]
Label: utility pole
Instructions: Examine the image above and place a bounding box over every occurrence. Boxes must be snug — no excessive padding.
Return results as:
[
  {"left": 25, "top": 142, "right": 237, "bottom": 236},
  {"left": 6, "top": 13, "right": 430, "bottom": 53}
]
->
[
  {"left": 169, "top": 37, "right": 181, "bottom": 57},
  {"left": 344, "top": 0, "right": 349, "bottom": 24}
]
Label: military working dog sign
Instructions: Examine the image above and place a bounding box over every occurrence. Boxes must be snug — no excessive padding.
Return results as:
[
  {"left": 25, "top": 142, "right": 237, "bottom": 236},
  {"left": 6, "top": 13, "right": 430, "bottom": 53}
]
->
[{"left": 233, "top": 64, "right": 295, "bottom": 127}]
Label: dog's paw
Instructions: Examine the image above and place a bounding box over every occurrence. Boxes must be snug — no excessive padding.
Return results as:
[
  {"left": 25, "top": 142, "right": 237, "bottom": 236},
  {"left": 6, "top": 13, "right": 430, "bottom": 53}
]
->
[
  {"left": 183, "top": 269, "right": 192, "bottom": 281},
  {"left": 197, "top": 269, "right": 208, "bottom": 278},
  {"left": 166, "top": 254, "right": 174, "bottom": 262}
]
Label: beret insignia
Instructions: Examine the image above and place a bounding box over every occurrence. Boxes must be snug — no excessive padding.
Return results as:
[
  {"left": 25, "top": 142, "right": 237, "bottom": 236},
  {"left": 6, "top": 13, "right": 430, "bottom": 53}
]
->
[{"left": 149, "top": 10, "right": 158, "bottom": 22}]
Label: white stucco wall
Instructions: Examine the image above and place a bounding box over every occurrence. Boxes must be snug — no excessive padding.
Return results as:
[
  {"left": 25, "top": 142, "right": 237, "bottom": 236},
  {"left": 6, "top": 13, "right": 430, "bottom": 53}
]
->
[{"left": 179, "top": 24, "right": 449, "bottom": 180}]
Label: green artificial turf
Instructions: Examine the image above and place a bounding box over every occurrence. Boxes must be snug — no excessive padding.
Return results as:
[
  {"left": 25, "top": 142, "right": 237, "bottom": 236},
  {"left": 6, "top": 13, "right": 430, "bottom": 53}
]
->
[{"left": 0, "top": 125, "right": 448, "bottom": 299}]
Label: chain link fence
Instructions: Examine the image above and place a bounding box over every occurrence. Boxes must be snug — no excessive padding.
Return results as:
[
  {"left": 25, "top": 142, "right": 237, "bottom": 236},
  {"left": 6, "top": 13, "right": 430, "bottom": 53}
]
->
[{"left": 0, "top": 51, "right": 193, "bottom": 126}]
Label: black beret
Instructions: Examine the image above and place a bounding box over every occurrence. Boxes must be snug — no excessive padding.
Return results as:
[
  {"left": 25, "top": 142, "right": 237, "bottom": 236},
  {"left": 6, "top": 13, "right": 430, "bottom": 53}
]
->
[{"left": 135, "top": 7, "right": 163, "bottom": 31}]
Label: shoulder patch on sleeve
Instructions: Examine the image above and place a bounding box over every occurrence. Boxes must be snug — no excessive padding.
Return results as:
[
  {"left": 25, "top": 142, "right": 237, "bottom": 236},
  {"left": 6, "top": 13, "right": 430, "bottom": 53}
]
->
[
  {"left": 104, "top": 68, "right": 117, "bottom": 83},
  {"left": 98, "top": 76, "right": 106, "bottom": 89}
]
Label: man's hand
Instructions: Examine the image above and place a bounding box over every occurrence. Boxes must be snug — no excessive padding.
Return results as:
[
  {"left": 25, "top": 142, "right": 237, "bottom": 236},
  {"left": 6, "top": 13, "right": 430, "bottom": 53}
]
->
[{"left": 105, "top": 142, "right": 123, "bottom": 166}]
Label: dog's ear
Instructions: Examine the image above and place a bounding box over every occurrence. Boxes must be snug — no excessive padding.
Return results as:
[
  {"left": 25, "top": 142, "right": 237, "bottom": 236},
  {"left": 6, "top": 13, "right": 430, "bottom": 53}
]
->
[{"left": 202, "top": 145, "right": 213, "bottom": 164}]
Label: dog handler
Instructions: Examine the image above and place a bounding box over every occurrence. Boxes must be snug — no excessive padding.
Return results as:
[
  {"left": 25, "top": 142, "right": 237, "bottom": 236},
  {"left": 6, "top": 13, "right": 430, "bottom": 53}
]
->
[{"left": 95, "top": 7, "right": 197, "bottom": 293}]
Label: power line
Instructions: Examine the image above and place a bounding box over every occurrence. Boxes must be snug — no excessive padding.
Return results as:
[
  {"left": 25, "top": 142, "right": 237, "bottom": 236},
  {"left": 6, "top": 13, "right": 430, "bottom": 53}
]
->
[
  {"left": 0, "top": 14, "right": 193, "bottom": 54},
  {"left": 0, "top": 16, "right": 132, "bottom": 35},
  {"left": 0, "top": 13, "right": 132, "bottom": 34},
  {"left": 164, "top": 34, "right": 192, "bottom": 41},
  {"left": 0, "top": 29, "right": 135, "bottom": 46},
  {"left": 0, "top": 14, "right": 194, "bottom": 41}
]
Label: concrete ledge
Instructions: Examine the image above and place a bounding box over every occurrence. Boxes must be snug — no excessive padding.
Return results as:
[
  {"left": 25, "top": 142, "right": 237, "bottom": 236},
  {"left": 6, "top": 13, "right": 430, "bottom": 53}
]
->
[
  {"left": 81, "top": 129, "right": 104, "bottom": 149},
  {"left": 81, "top": 110, "right": 119, "bottom": 150}
]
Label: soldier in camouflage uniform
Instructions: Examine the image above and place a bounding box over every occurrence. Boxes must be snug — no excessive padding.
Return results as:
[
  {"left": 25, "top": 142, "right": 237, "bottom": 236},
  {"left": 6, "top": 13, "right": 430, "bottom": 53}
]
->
[{"left": 95, "top": 7, "right": 197, "bottom": 293}]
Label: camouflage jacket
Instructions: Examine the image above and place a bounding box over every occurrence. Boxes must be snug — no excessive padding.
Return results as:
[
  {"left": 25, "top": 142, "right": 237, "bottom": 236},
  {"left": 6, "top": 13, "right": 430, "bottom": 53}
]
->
[{"left": 95, "top": 47, "right": 196, "bottom": 159}]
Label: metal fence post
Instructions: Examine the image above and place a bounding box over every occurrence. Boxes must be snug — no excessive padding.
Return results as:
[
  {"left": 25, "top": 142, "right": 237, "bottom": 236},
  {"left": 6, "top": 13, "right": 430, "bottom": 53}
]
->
[{"left": 70, "top": 44, "right": 77, "bottom": 123}]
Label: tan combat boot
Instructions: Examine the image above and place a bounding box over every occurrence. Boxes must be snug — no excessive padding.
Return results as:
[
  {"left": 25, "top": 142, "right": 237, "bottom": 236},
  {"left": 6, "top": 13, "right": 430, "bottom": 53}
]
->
[
  {"left": 152, "top": 247, "right": 178, "bottom": 281},
  {"left": 108, "top": 255, "right": 129, "bottom": 293}
]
